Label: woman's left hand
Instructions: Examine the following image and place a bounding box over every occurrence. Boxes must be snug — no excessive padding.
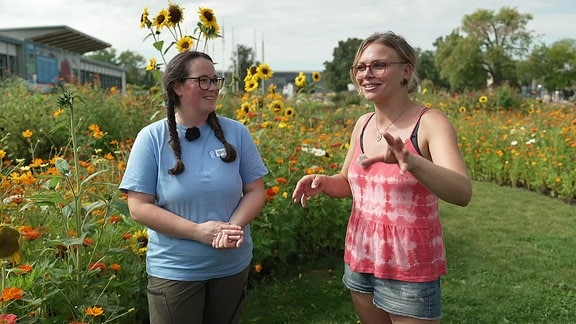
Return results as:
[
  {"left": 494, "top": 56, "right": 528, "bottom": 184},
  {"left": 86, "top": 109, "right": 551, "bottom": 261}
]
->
[{"left": 359, "top": 132, "right": 411, "bottom": 174}]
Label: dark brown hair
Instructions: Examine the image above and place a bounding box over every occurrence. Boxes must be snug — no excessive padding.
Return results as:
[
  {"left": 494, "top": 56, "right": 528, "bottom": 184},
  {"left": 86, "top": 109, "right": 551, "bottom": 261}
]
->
[{"left": 163, "top": 51, "right": 236, "bottom": 175}]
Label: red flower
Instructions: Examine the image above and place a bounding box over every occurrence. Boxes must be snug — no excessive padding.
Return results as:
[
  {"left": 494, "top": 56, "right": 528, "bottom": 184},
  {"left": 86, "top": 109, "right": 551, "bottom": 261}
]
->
[{"left": 89, "top": 262, "right": 106, "bottom": 272}]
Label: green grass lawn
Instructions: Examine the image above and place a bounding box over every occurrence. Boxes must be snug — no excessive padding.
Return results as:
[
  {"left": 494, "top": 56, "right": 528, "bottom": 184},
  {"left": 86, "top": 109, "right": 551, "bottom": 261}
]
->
[{"left": 241, "top": 181, "right": 576, "bottom": 323}]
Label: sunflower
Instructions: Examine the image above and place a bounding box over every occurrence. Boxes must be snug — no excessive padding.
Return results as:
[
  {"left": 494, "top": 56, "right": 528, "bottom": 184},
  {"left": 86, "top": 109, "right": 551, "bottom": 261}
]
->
[
  {"left": 198, "top": 7, "right": 217, "bottom": 29},
  {"left": 312, "top": 71, "right": 321, "bottom": 82},
  {"left": 294, "top": 73, "right": 307, "bottom": 88},
  {"left": 140, "top": 7, "right": 150, "bottom": 29},
  {"left": 256, "top": 64, "right": 274, "bottom": 80},
  {"left": 176, "top": 36, "right": 194, "bottom": 52},
  {"left": 459, "top": 106, "right": 467, "bottom": 113},
  {"left": 244, "top": 79, "right": 259, "bottom": 93},
  {"left": 0, "top": 225, "right": 21, "bottom": 264},
  {"left": 479, "top": 95, "right": 488, "bottom": 103},
  {"left": 153, "top": 8, "right": 170, "bottom": 31},
  {"left": 167, "top": 2, "right": 184, "bottom": 27},
  {"left": 284, "top": 107, "right": 295, "bottom": 118},
  {"left": 132, "top": 230, "right": 148, "bottom": 254},
  {"left": 268, "top": 100, "right": 284, "bottom": 114},
  {"left": 145, "top": 58, "right": 157, "bottom": 71}
]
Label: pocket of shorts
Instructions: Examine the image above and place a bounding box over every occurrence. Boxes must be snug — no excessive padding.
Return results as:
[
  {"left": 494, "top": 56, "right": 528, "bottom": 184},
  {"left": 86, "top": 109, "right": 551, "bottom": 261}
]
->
[{"left": 147, "top": 287, "right": 172, "bottom": 322}]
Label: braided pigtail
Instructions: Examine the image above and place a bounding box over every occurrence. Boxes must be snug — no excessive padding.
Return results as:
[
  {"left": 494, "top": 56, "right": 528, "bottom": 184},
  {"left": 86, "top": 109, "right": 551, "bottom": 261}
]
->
[
  {"left": 166, "top": 93, "right": 185, "bottom": 175},
  {"left": 207, "top": 112, "right": 236, "bottom": 162}
]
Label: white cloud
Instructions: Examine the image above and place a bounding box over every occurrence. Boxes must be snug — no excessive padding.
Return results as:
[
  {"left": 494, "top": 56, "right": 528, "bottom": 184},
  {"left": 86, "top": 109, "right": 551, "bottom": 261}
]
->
[{"left": 0, "top": 0, "right": 574, "bottom": 71}]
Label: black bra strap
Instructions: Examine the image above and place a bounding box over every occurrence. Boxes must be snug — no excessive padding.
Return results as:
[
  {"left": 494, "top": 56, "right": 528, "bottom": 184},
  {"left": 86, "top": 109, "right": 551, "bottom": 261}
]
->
[
  {"left": 359, "top": 113, "right": 375, "bottom": 154},
  {"left": 410, "top": 108, "right": 428, "bottom": 156}
]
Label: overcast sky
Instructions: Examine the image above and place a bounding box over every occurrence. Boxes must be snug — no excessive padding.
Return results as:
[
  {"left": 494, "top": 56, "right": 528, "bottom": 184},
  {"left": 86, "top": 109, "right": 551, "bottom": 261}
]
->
[{"left": 1, "top": 0, "right": 574, "bottom": 71}]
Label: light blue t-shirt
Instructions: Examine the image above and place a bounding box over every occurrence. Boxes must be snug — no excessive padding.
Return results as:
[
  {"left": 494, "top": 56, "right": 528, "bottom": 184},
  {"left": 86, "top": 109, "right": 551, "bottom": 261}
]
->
[{"left": 120, "top": 116, "right": 268, "bottom": 281}]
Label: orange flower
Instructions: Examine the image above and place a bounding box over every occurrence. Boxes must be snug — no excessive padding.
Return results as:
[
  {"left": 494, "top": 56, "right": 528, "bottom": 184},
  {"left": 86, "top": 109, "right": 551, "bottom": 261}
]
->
[
  {"left": 0, "top": 287, "right": 23, "bottom": 301},
  {"left": 85, "top": 306, "right": 104, "bottom": 317},
  {"left": 20, "top": 226, "right": 40, "bottom": 241},
  {"left": 21, "top": 130, "right": 33, "bottom": 138},
  {"left": 16, "top": 264, "right": 33, "bottom": 274},
  {"left": 254, "top": 263, "right": 263, "bottom": 273},
  {"left": 82, "top": 237, "right": 94, "bottom": 246},
  {"left": 275, "top": 177, "right": 287, "bottom": 185},
  {"left": 109, "top": 263, "right": 121, "bottom": 271}
]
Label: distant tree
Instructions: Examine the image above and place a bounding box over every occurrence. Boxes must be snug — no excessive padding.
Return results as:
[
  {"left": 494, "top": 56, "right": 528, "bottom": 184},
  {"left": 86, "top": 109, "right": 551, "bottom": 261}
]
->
[
  {"left": 86, "top": 48, "right": 153, "bottom": 87},
  {"left": 461, "top": 7, "right": 533, "bottom": 86},
  {"left": 231, "top": 45, "right": 255, "bottom": 80},
  {"left": 85, "top": 48, "right": 118, "bottom": 65},
  {"left": 435, "top": 7, "right": 533, "bottom": 90},
  {"left": 416, "top": 49, "right": 449, "bottom": 90},
  {"left": 323, "top": 38, "right": 363, "bottom": 92},
  {"left": 518, "top": 39, "right": 576, "bottom": 93},
  {"left": 117, "top": 50, "right": 148, "bottom": 86},
  {"left": 434, "top": 32, "right": 487, "bottom": 92}
]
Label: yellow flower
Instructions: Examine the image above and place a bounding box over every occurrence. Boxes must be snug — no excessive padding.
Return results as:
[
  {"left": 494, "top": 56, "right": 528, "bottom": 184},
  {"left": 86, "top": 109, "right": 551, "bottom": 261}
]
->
[
  {"left": 0, "top": 225, "right": 20, "bottom": 261},
  {"left": 140, "top": 7, "right": 150, "bottom": 28},
  {"left": 153, "top": 8, "right": 170, "bottom": 31},
  {"left": 53, "top": 108, "right": 64, "bottom": 117},
  {"left": 312, "top": 71, "right": 321, "bottom": 82},
  {"left": 422, "top": 88, "right": 428, "bottom": 95},
  {"left": 198, "top": 7, "right": 217, "bottom": 29},
  {"left": 176, "top": 36, "right": 194, "bottom": 52},
  {"left": 145, "top": 58, "right": 157, "bottom": 71},
  {"left": 284, "top": 107, "right": 295, "bottom": 118},
  {"left": 85, "top": 306, "right": 104, "bottom": 317},
  {"left": 479, "top": 95, "right": 488, "bottom": 103},
  {"left": 88, "top": 124, "right": 104, "bottom": 139},
  {"left": 244, "top": 79, "right": 259, "bottom": 93},
  {"left": 268, "top": 100, "right": 284, "bottom": 114},
  {"left": 459, "top": 106, "right": 467, "bottom": 113},
  {"left": 167, "top": 2, "right": 184, "bottom": 27},
  {"left": 295, "top": 72, "right": 307, "bottom": 88},
  {"left": 256, "top": 64, "right": 274, "bottom": 80},
  {"left": 22, "top": 129, "right": 33, "bottom": 138},
  {"left": 0, "top": 150, "right": 5, "bottom": 159},
  {"left": 133, "top": 230, "right": 149, "bottom": 251}
]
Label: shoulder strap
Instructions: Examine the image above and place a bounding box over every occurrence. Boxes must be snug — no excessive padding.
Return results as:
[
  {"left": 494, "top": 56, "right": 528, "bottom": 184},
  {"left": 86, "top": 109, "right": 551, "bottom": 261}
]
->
[
  {"left": 359, "top": 113, "right": 375, "bottom": 153},
  {"left": 410, "top": 108, "right": 429, "bottom": 156}
]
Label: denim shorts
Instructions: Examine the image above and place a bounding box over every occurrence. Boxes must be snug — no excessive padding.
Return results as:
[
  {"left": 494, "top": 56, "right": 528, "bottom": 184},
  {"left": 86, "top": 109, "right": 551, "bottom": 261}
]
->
[{"left": 342, "top": 263, "right": 441, "bottom": 320}]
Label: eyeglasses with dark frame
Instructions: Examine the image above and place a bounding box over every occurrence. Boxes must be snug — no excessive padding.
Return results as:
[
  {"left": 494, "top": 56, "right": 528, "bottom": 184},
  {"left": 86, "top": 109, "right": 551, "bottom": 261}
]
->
[
  {"left": 183, "top": 75, "right": 225, "bottom": 90},
  {"left": 350, "top": 61, "right": 407, "bottom": 77}
]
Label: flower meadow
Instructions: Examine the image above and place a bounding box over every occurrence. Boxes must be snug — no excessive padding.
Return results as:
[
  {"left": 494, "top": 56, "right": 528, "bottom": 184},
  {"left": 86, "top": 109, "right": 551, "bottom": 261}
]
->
[
  {"left": 1, "top": 73, "right": 574, "bottom": 323},
  {"left": 0, "top": 3, "right": 575, "bottom": 323}
]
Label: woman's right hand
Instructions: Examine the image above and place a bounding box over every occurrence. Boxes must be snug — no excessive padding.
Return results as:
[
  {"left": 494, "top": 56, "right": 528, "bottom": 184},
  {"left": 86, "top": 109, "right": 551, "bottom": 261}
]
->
[
  {"left": 291, "top": 174, "right": 323, "bottom": 208},
  {"left": 196, "top": 221, "right": 243, "bottom": 246}
]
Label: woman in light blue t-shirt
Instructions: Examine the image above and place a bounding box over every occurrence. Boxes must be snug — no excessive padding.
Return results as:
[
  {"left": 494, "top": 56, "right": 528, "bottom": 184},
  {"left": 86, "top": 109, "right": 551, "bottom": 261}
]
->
[{"left": 120, "top": 51, "right": 268, "bottom": 324}]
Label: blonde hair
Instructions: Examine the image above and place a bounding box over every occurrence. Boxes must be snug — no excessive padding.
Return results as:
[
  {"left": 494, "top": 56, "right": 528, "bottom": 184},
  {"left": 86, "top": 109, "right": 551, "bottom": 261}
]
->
[{"left": 349, "top": 31, "right": 419, "bottom": 94}]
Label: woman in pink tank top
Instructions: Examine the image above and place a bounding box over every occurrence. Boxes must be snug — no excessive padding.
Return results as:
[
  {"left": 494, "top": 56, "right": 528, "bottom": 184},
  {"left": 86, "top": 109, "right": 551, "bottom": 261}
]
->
[{"left": 292, "top": 31, "right": 472, "bottom": 323}]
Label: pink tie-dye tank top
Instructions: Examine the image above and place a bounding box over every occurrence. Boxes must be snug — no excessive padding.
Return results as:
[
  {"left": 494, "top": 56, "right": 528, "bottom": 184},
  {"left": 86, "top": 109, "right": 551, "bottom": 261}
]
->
[{"left": 344, "top": 110, "right": 446, "bottom": 282}]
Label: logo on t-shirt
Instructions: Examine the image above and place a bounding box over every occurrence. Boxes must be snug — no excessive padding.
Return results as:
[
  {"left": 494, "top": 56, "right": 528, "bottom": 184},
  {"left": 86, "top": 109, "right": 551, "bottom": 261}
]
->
[{"left": 210, "top": 148, "right": 227, "bottom": 158}]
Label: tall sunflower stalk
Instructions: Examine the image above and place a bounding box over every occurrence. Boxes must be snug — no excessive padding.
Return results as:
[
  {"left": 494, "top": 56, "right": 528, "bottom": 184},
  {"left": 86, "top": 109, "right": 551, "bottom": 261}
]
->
[{"left": 140, "top": 3, "right": 222, "bottom": 71}]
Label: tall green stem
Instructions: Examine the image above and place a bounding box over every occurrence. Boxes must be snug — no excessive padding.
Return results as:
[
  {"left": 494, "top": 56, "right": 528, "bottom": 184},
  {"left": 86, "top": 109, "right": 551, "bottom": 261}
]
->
[{"left": 66, "top": 92, "right": 84, "bottom": 300}]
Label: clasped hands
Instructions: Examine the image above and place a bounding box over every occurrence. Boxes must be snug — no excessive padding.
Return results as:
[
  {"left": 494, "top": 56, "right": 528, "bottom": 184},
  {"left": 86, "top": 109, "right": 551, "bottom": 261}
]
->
[{"left": 200, "top": 221, "right": 244, "bottom": 249}]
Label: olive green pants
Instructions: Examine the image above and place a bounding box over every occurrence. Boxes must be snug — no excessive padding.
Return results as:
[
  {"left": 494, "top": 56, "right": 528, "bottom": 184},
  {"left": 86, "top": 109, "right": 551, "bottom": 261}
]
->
[{"left": 147, "top": 267, "right": 249, "bottom": 324}]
